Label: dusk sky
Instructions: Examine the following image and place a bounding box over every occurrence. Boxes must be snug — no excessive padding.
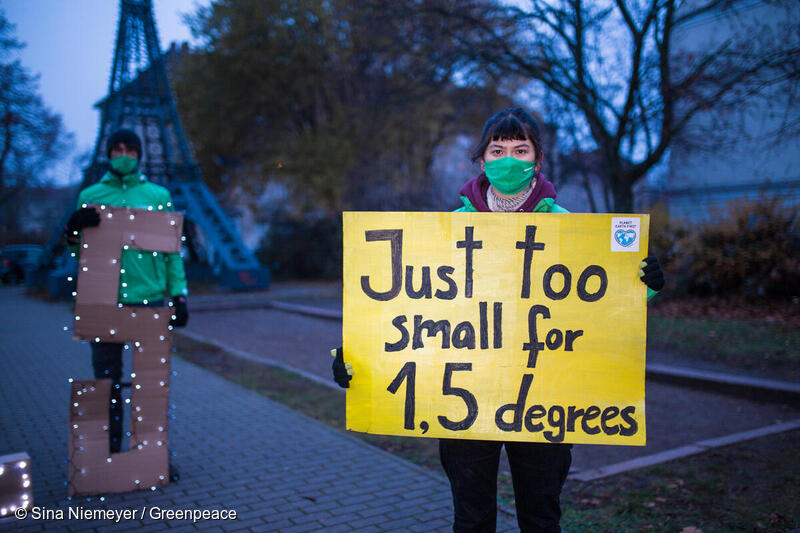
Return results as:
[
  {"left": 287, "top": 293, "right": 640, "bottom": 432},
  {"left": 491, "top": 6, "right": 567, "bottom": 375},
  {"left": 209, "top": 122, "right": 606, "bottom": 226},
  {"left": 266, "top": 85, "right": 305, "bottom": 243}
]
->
[{"left": 1, "top": 0, "right": 207, "bottom": 184}]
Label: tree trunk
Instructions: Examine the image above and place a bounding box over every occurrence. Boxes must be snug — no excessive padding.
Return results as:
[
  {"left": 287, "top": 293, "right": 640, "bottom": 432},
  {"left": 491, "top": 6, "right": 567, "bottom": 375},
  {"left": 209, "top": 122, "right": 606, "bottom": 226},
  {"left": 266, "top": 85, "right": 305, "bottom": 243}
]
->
[{"left": 612, "top": 178, "right": 634, "bottom": 213}]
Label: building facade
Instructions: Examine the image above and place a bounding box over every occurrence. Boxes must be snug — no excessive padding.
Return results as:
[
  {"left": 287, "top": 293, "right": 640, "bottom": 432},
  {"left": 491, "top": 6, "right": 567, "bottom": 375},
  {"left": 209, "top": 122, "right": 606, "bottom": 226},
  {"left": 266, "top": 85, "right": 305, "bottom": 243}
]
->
[{"left": 660, "top": 0, "right": 800, "bottom": 220}]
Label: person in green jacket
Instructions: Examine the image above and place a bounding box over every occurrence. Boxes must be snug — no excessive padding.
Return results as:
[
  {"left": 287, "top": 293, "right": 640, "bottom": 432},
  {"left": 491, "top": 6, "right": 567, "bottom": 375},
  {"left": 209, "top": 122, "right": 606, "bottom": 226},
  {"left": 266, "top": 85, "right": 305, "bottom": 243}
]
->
[
  {"left": 333, "top": 108, "right": 664, "bottom": 532},
  {"left": 64, "top": 129, "right": 189, "bottom": 456}
]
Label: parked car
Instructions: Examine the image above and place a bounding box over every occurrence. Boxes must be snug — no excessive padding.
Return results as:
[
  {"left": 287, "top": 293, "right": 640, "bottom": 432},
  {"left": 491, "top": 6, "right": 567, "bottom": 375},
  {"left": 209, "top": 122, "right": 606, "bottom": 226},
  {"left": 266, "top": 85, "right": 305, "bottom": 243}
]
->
[{"left": 1, "top": 244, "right": 43, "bottom": 284}]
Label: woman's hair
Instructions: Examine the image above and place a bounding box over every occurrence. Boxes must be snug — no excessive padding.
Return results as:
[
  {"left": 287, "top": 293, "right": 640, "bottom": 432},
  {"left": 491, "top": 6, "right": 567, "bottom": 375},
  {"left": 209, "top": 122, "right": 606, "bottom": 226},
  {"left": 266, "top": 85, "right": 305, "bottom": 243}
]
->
[{"left": 470, "top": 107, "right": 544, "bottom": 164}]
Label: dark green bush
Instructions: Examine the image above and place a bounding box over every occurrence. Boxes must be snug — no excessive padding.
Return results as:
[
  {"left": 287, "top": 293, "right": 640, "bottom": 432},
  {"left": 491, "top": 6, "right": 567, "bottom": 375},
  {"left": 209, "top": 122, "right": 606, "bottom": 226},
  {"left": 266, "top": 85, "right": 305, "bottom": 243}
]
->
[
  {"left": 257, "top": 212, "right": 342, "bottom": 280},
  {"left": 649, "top": 197, "right": 800, "bottom": 300}
]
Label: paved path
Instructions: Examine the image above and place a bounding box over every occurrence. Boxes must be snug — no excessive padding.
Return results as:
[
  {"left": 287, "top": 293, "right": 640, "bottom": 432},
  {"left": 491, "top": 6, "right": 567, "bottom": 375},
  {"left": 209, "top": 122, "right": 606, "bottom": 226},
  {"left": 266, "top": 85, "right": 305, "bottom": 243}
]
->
[
  {"left": 190, "top": 284, "right": 800, "bottom": 383},
  {"left": 0, "top": 287, "right": 518, "bottom": 532},
  {"left": 184, "top": 286, "right": 800, "bottom": 478},
  {"left": 4, "top": 284, "right": 797, "bottom": 531}
]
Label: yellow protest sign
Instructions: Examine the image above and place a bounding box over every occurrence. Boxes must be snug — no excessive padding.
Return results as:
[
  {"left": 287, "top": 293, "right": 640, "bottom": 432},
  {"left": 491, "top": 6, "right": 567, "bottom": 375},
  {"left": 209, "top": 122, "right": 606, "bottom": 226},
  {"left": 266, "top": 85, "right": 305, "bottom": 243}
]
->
[{"left": 343, "top": 211, "right": 649, "bottom": 446}]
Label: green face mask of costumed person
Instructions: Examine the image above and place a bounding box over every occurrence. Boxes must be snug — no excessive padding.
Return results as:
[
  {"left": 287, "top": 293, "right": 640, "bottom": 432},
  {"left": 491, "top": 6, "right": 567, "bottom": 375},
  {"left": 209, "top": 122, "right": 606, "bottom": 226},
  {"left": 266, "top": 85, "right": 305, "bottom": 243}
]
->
[
  {"left": 483, "top": 156, "right": 536, "bottom": 195},
  {"left": 109, "top": 155, "right": 139, "bottom": 176}
]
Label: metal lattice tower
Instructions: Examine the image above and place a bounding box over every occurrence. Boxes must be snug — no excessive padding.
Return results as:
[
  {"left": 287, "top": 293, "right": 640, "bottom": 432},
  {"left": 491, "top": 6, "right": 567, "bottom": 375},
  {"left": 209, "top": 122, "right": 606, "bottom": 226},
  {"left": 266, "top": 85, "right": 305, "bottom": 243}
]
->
[
  {"left": 85, "top": 0, "right": 195, "bottom": 187},
  {"left": 43, "top": 0, "right": 268, "bottom": 290}
]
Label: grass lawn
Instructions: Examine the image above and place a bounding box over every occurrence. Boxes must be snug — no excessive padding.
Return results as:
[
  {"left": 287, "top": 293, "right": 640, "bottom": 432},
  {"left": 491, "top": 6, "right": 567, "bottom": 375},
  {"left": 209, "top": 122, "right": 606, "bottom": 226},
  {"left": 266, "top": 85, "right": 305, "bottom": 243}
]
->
[
  {"left": 558, "top": 430, "right": 799, "bottom": 532},
  {"left": 647, "top": 300, "right": 800, "bottom": 381},
  {"left": 173, "top": 334, "right": 800, "bottom": 533}
]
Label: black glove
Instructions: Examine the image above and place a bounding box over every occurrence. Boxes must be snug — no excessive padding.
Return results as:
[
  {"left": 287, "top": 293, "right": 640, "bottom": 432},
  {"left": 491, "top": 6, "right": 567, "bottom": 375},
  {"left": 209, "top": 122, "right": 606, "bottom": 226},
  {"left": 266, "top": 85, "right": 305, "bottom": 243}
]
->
[
  {"left": 170, "top": 296, "right": 189, "bottom": 328},
  {"left": 66, "top": 207, "right": 101, "bottom": 235},
  {"left": 331, "top": 347, "right": 352, "bottom": 388},
  {"left": 638, "top": 256, "right": 665, "bottom": 292}
]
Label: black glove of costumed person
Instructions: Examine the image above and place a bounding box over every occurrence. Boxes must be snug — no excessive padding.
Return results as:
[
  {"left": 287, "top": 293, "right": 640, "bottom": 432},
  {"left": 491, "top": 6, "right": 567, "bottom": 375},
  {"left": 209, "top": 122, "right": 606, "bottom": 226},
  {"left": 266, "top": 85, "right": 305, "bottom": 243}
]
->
[
  {"left": 65, "top": 207, "right": 101, "bottom": 241},
  {"left": 638, "top": 256, "right": 665, "bottom": 292},
  {"left": 170, "top": 295, "right": 189, "bottom": 328},
  {"left": 331, "top": 347, "right": 353, "bottom": 388}
]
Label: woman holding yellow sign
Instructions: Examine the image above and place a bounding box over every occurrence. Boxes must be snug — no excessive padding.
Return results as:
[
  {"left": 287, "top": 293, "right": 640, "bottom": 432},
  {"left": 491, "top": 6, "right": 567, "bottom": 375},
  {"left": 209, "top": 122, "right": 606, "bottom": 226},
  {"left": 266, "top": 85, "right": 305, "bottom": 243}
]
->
[{"left": 333, "top": 107, "right": 664, "bottom": 532}]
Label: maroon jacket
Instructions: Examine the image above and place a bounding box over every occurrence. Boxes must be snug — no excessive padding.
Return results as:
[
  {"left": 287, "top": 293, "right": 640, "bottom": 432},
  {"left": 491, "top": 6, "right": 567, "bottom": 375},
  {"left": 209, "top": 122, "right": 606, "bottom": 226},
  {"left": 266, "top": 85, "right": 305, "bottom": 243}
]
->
[{"left": 457, "top": 172, "right": 558, "bottom": 212}]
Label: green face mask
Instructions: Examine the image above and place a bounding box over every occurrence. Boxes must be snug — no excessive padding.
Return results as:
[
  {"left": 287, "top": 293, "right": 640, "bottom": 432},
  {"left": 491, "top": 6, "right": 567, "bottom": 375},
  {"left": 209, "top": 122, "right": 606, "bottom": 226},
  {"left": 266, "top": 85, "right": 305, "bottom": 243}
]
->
[
  {"left": 484, "top": 156, "right": 535, "bottom": 195},
  {"left": 110, "top": 155, "right": 139, "bottom": 176}
]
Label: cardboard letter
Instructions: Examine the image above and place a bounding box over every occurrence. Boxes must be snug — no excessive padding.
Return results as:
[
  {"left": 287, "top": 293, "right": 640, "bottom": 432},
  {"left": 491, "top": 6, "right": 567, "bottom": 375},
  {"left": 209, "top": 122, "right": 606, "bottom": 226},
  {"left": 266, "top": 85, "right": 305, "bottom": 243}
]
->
[{"left": 68, "top": 205, "right": 182, "bottom": 496}]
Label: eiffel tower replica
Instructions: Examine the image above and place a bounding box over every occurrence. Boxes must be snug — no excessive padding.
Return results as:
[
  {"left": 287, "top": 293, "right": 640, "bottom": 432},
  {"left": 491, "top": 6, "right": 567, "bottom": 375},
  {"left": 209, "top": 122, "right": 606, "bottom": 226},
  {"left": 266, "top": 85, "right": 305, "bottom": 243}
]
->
[{"left": 39, "top": 0, "right": 269, "bottom": 292}]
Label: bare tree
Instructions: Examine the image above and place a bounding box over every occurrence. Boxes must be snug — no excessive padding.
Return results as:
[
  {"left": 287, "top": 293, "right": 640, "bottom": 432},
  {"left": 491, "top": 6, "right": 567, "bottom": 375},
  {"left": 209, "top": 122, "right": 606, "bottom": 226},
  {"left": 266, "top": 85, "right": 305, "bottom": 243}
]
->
[
  {"left": 426, "top": 0, "right": 800, "bottom": 212},
  {"left": 0, "top": 12, "right": 72, "bottom": 230}
]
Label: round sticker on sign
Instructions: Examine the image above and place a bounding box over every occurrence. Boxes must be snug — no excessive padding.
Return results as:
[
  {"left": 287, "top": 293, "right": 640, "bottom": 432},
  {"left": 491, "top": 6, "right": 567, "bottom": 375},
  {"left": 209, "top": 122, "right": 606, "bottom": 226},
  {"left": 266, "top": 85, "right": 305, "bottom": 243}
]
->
[{"left": 611, "top": 217, "right": 640, "bottom": 252}]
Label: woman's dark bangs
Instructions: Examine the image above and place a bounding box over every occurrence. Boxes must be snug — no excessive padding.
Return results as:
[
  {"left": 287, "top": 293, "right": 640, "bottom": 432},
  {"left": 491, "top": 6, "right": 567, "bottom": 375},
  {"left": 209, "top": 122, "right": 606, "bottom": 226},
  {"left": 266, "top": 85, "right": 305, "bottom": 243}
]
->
[{"left": 490, "top": 116, "right": 529, "bottom": 142}]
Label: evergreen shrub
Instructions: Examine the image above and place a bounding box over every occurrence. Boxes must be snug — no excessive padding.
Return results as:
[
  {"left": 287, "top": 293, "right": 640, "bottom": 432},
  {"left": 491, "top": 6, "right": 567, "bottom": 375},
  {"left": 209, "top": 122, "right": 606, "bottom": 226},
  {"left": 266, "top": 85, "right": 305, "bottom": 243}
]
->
[
  {"left": 257, "top": 212, "right": 342, "bottom": 280},
  {"left": 649, "top": 197, "right": 800, "bottom": 300}
]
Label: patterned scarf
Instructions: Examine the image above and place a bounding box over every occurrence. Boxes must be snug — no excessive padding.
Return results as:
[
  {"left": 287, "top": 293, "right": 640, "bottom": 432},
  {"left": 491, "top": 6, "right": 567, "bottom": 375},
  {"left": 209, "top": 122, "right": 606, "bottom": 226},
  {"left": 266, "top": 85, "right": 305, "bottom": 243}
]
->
[{"left": 486, "top": 181, "right": 535, "bottom": 212}]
